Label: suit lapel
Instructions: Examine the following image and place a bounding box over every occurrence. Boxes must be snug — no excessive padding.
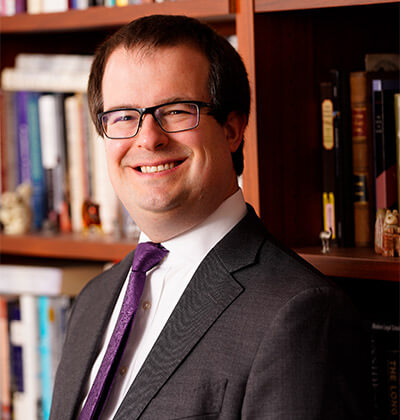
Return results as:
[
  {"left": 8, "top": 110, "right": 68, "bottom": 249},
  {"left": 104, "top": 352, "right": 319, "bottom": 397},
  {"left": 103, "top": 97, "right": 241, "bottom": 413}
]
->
[
  {"left": 58, "top": 252, "right": 134, "bottom": 419},
  {"left": 114, "top": 206, "right": 267, "bottom": 420}
]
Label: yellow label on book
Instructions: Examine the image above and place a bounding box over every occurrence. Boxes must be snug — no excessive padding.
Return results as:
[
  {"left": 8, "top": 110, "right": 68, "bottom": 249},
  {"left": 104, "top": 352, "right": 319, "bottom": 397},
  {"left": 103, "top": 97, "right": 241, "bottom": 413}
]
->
[
  {"left": 322, "top": 192, "right": 336, "bottom": 239},
  {"left": 321, "top": 99, "right": 334, "bottom": 150}
]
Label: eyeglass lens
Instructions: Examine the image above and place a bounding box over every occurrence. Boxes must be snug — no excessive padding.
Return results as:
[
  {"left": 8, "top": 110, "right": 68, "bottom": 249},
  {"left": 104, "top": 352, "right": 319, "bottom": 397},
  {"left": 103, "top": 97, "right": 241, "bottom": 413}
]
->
[{"left": 101, "top": 102, "right": 200, "bottom": 139}]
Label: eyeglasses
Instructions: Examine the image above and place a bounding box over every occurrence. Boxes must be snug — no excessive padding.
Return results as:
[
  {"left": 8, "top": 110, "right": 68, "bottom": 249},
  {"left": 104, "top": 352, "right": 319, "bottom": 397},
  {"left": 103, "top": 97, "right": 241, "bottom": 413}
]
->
[{"left": 98, "top": 100, "right": 212, "bottom": 140}]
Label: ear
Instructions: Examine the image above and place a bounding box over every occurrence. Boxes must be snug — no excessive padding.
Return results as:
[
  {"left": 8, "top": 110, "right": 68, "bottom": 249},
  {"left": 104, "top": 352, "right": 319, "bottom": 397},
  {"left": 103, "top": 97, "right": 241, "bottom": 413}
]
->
[{"left": 223, "top": 111, "right": 248, "bottom": 152}]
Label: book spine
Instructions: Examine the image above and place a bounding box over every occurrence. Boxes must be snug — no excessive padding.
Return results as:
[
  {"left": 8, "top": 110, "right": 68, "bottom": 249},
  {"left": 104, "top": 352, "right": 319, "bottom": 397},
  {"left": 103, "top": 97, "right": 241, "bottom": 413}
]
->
[
  {"left": 15, "top": 0, "right": 26, "bottom": 13},
  {"left": 27, "top": 0, "right": 42, "bottom": 14},
  {"left": 350, "top": 72, "right": 373, "bottom": 246},
  {"left": 395, "top": 93, "right": 400, "bottom": 213},
  {"left": 370, "top": 322, "right": 400, "bottom": 419},
  {"left": 0, "top": 297, "right": 11, "bottom": 420},
  {"left": 39, "top": 93, "right": 67, "bottom": 228},
  {"left": 65, "top": 94, "right": 85, "bottom": 233},
  {"left": 8, "top": 300, "right": 24, "bottom": 419},
  {"left": 330, "top": 69, "right": 354, "bottom": 247},
  {"left": 15, "top": 91, "right": 31, "bottom": 185},
  {"left": 320, "top": 81, "right": 337, "bottom": 241},
  {"left": 38, "top": 296, "right": 52, "bottom": 420},
  {"left": 27, "top": 92, "right": 46, "bottom": 231},
  {"left": 372, "top": 78, "right": 399, "bottom": 211},
  {"left": 19, "top": 295, "right": 40, "bottom": 420}
]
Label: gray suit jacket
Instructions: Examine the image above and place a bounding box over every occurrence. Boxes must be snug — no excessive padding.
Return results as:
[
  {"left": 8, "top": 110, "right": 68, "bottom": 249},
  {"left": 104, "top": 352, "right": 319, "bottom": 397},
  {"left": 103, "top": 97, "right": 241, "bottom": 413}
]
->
[{"left": 50, "top": 206, "right": 369, "bottom": 419}]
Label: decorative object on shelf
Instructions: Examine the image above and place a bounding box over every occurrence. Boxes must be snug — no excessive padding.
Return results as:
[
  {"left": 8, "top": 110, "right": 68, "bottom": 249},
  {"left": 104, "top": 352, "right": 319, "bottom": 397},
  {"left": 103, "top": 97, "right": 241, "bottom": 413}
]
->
[
  {"left": 376, "top": 209, "right": 400, "bottom": 257},
  {"left": 319, "top": 228, "right": 332, "bottom": 254},
  {"left": 82, "top": 198, "right": 103, "bottom": 236},
  {"left": 383, "top": 209, "right": 400, "bottom": 257},
  {"left": 0, "top": 183, "right": 32, "bottom": 235}
]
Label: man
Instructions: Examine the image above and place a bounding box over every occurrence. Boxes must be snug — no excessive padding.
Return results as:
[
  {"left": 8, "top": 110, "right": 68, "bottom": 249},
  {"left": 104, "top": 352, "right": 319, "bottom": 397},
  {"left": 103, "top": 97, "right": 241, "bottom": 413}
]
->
[{"left": 50, "top": 15, "right": 368, "bottom": 419}]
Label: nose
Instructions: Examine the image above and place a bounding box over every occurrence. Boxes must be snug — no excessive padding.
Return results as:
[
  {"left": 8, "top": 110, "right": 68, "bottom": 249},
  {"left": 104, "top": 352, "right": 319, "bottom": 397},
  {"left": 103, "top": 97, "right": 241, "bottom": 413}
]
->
[{"left": 134, "top": 113, "right": 169, "bottom": 151}]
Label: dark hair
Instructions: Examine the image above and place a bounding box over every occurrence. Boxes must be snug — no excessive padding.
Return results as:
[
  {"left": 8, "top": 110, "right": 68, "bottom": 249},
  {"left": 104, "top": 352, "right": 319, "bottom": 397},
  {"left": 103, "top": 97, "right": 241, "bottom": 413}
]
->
[{"left": 87, "top": 14, "right": 250, "bottom": 175}]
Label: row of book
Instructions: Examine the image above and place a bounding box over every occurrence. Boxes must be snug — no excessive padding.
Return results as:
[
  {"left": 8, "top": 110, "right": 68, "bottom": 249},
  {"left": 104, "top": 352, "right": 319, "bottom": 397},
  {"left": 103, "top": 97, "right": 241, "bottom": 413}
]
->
[
  {"left": 0, "top": 262, "right": 104, "bottom": 420},
  {"left": 0, "top": 53, "right": 141, "bottom": 239},
  {"left": 0, "top": 0, "right": 161, "bottom": 16},
  {"left": 320, "top": 53, "right": 400, "bottom": 247}
]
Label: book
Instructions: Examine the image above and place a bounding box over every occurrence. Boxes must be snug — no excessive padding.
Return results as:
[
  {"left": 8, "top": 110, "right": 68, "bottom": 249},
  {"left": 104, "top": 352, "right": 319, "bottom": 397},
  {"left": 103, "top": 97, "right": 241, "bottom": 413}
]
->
[
  {"left": 1, "top": 53, "right": 93, "bottom": 93},
  {"left": 89, "top": 105, "right": 120, "bottom": 236},
  {"left": 16, "top": 294, "right": 40, "bottom": 420},
  {"left": 320, "top": 81, "right": 337, "bottom": 241},
  {"left": 350, "top": 72, "right": 374, "bottom": 247},
  {"left": 15, "top": 91, "right": 31, "bottom": 185},
  {"left": 15, "top": 0, "right": 27, "bottom": 13},
  {"left": 0, "top": 263, "right": 104, "bottom": 296},
  {"left": 0, "top": 296, "right": 11, "bottom": 420},
  {"left": 27, "top": 0, "right": 42, "bottom": 14},
  {"left": 8, "top": 300, "right": 24, "bottom": 419},
  {"left": 27, "top": 91, "right": 46, "bottom": 231},
  {"left": 38, "top": 93, "right": 68, "bottom": 230},
  {"left": 65, "top": 93, "right": 86, "bottom": 233},
  {"left": 395, "top": 93, "right": 400, "bottom": 212},
  {"left": 0, "top": 90, "right": 18, "bottom": 193},
  {"left": 37, "top": 295, "right": 71, "bottom": 420},
  {"left": 320, "top": 70, "right": 354, "bottom": 246},
  {"left": 371, "top": 75, "right": 399, "bottom": 211},
  {"left": 42, "top": 0, "right": 68, "bottom": 12},
  {"left": 370, "top": 322, "right": 400, "bottom": 419}
]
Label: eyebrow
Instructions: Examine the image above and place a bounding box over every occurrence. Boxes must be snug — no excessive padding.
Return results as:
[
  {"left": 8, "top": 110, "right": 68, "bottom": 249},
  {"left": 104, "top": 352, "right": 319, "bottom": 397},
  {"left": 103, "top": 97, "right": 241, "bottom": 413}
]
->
[{"left": 103, "top": 97, "right": 199, "bottom": 112}]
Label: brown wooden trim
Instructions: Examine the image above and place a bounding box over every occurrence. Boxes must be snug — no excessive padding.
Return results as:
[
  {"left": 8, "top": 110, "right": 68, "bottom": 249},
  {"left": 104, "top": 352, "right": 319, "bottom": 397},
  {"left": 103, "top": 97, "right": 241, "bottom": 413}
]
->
[
  {"left": 236, "top": 0, "right": 260, "bottom": 215},
  {"left": 0, "top": 233, "right": 136, "bottom": 262},
  {"left": 255, "top": 0, "right": 398, "bottom": 13},
  {"left": 0, "top": 0, "right": 233, "bottom": 33},
  {"left": 296, "top": 247, "right": 400, "bottom": 282}
]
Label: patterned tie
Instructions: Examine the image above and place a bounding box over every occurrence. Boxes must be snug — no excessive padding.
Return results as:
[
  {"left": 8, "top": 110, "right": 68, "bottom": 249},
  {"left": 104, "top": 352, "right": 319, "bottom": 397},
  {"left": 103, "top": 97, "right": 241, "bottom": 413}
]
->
[{"left": 79, "top": 242, "right": 168, "bottom": 420}]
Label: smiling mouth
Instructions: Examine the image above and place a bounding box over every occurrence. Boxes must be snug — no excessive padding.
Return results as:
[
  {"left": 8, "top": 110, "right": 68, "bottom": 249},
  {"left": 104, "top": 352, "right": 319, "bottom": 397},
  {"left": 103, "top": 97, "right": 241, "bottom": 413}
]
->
[{"left": 138, "top": 161, "right": 182, "bottom": 173}]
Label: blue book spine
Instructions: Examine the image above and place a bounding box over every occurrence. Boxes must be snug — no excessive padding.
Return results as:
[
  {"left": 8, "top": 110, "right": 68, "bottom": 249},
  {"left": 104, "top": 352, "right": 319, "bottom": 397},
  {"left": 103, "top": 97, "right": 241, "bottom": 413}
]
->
[
  {"left": 38, "top": 296, "right": 52, "bottom": 420},
  {"left": 15, "top": 91, "right": 30, "bottom": 185},
  {"left": 27, "top": 92, "right": 46, "bottom": 230}
]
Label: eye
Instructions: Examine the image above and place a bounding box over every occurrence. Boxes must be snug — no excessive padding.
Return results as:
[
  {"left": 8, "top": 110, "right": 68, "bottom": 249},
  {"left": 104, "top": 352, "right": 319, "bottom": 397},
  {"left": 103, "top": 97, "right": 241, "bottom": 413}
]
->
[{"left": 109, "top": 111, "right": 139, "bottom": 125}]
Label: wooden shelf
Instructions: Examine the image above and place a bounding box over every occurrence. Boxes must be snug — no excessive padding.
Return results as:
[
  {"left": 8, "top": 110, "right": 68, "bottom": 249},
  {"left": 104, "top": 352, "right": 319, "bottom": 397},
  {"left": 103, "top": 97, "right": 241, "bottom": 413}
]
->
[
  {"left": 296, "top": 247, "right": 400, "bottom": 282},
  {"left": 2, "top": 233, "right": 398, "bottom": 281},
  {"left": 0, "top": 0, "right": 233, "bottom": 33},
  {"left": 255, "top": 0, "right": 397, "bottom": 13},
  {"left": 0, "top": 233, "right": 136, "bottom": 262}
]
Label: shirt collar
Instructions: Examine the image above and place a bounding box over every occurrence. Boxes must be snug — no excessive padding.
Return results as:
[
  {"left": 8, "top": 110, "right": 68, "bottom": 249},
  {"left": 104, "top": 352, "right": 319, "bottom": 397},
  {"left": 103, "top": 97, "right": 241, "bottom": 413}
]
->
[{"left": 138, "top": 189, "right": 247, "bottom": 267}]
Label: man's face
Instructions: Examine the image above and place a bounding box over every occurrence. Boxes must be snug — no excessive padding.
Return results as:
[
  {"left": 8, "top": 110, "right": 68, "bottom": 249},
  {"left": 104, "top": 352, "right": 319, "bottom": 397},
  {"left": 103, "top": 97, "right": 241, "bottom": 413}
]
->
[{"left": 101, "top": 44, "right": 243, "bottom": 241}]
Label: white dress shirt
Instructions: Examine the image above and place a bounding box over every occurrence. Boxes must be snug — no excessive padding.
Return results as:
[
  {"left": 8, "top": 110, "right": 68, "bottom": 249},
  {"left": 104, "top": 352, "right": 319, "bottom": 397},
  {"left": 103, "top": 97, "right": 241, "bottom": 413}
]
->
[{"left": 81, "top": 189, "right": 247, "bottom": 419}]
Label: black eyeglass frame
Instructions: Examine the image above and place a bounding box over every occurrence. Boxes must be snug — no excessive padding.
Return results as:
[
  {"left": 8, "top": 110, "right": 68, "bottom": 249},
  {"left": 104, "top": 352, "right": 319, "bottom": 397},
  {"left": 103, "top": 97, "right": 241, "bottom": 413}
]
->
[{"left": 97, "top": 100, "right": 213, "bottom": 140}]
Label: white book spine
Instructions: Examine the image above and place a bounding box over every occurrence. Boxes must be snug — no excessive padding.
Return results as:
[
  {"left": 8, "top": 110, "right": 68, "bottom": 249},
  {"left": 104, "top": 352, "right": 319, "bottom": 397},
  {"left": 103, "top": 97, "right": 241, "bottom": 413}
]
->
[
  {"left": 65, "top": 95, "right": 85, "bottom": 233},
  {"left": 91, "top": 127, "right": 119, "bottom": 236},
  {"left": 27, "top": 0, "right": 42, "bottom": 14},
  {"left": 19, "top": 295, "right": 40, "bottom": 420}
]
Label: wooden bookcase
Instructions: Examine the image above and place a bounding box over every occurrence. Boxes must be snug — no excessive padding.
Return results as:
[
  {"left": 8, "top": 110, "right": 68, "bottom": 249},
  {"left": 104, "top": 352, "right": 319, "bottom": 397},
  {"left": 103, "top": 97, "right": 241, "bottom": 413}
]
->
[{"left": 0, "top": 0, "right": 399, "bottom": 285}]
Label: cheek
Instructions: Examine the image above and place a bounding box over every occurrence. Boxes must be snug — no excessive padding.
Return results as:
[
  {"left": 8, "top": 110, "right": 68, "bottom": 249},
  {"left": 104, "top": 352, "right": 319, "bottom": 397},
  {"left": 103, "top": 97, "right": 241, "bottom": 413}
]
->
[{"left": 105, "top": 140, "right": 131, "bottom": 167}]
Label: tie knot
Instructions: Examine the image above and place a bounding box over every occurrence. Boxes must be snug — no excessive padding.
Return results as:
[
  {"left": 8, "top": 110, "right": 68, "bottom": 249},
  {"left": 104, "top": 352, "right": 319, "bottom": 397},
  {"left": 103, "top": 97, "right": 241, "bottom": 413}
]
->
[{"left": 132, "top": 241, "right": 168, "bottom": 273}]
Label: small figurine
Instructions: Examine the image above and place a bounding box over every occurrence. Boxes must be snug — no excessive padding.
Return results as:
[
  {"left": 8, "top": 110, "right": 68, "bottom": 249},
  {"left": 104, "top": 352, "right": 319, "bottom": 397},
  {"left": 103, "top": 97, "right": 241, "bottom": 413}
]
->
[
  {"left": 319, "top": 228, "right": 332, "bottom": 254},
  {"left": 0, "top": 183, "right": 32, "bottom": 235},
  {"left": 382, "top": 209, "right": 399, "bottom": 257},
  {"left": 82, "top": 198, "right": 103, "bottom": 235}
]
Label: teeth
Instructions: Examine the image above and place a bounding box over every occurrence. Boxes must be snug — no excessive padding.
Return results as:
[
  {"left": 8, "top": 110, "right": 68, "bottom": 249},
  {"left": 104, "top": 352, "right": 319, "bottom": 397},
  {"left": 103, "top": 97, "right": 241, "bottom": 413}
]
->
[{"left": 140, "top": 162, "right": 176, "bottom": 173}]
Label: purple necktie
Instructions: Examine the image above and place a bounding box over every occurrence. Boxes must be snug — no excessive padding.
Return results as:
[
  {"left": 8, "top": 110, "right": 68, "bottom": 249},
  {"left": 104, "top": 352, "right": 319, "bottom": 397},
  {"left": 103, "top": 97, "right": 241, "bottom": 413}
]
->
[{"left": 79, "top": 242, "right": 168, "bottom": 420}]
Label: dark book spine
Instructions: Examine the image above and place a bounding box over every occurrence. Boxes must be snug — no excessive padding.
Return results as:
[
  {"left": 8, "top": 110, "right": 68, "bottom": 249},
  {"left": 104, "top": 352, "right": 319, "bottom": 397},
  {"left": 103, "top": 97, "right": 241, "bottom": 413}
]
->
[
  {"left": 350, "top": 72, "right": 373, "bottom": 246},
  {"left": 320, "top": 81, "right": 337, "bottom": 242}
]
